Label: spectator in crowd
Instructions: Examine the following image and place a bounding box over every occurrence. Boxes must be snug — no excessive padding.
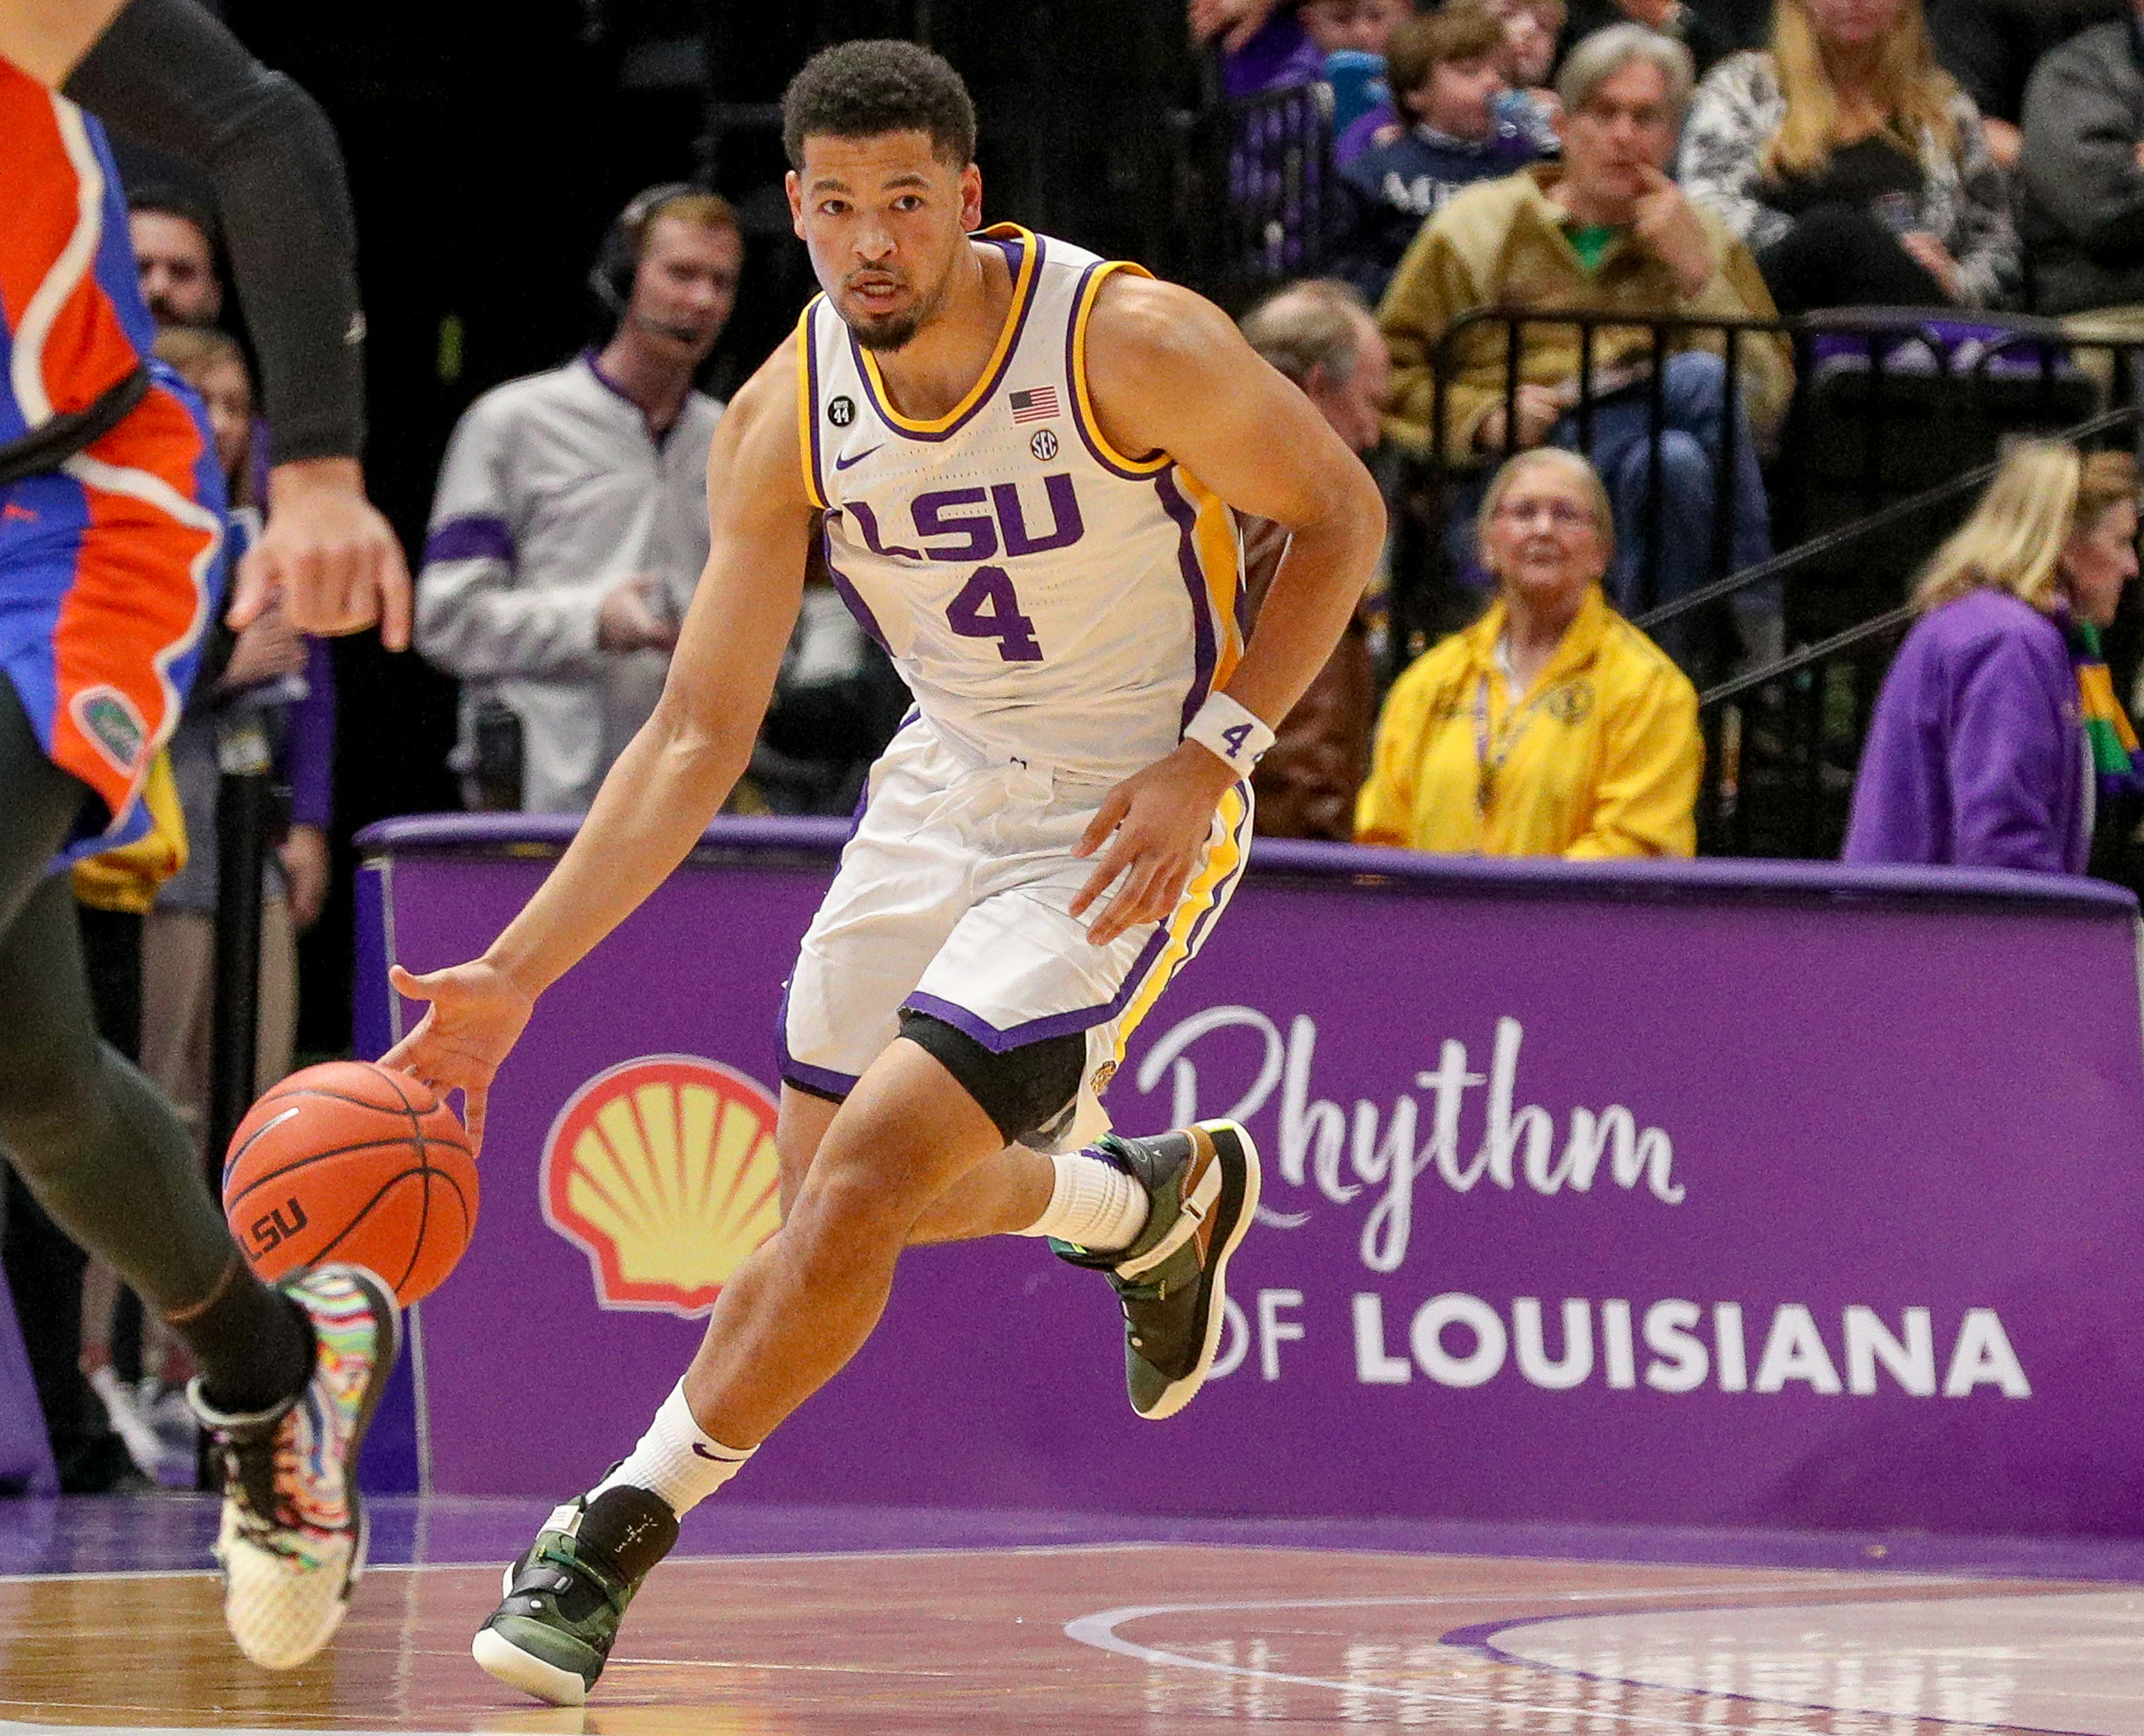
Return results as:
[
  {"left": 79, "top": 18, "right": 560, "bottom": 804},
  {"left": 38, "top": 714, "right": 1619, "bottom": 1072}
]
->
[
  {"left": 1239, "top": 279, "right": 1391, "bottom": 839},
  {"left": 127, "top": 188, "right": 223, "bottom": 327},
  {"left": 1845, "top": 443, "right": 2141, "bottom": 872},
  {"left": 1498, "top": 0, "right": 1570, "bottom": 146},
  {"left": 1678, "top": 0, "right": 2020, "bottom": 312},
  {"left": 1335, "top": 5, "right": 1541, "bottom": 302},
  {"left": 2016, "top": 7, "right": 2144, "bottom": 314},
  {"left": 1381, "top": 25, "right": 1789, "bottom": 664},
  {"left": 416, "top": 188, "right": 739, "bottom": 814},
  {"left": 1563, "top": 0, "right": 1734, "bottom": 79},
  {"left": 1930, "top": 0, "right": 2121, "bottom": 168},
  {"left": 1357, "top": 448, "right": 1701, "bottom": 854}
]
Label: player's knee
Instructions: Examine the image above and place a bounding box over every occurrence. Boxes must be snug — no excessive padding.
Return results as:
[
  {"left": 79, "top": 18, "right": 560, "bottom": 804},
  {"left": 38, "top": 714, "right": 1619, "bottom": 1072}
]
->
[{"left": 895, "top": 1009, "right": 1084, "bottom": 1146}]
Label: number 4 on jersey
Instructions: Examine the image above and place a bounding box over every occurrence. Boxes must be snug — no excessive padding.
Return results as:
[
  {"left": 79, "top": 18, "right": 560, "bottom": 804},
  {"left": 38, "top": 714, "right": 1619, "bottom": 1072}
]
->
[{"left": 946, "top": 565, "right": 1043, "bottom": 662}]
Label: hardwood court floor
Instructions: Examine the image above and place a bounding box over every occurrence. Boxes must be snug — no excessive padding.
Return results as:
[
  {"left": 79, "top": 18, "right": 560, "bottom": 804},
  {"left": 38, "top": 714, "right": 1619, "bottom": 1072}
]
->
[{"left": 1, "top": 1502, "right": 2140, "bottom": 1734}]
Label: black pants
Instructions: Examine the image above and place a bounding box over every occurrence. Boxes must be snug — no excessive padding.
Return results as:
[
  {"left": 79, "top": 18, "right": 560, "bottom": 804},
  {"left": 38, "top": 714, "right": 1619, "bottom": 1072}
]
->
[
  {"left": 1756, "top": 204, "right": 1953, "bottom": 317},
  {"left": 0, "top": 678, "right": 237, "bottom": 1328}
]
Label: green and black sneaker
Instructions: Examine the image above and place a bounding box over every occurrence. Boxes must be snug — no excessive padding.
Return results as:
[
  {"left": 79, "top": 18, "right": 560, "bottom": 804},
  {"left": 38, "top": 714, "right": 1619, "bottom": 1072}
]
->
[
  {"left": 471, "top": 1483, "right": 678, "bottom": 1706},
  {"left": 1052, "top": 1120, "right": 1261, "bottom": 1420}
]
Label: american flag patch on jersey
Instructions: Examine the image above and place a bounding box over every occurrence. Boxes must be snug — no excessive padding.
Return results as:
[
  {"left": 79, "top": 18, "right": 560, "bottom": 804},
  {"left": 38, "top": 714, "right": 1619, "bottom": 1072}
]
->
[{"left": 1009, "top": 386, "right": 1060, "bottom": 424}]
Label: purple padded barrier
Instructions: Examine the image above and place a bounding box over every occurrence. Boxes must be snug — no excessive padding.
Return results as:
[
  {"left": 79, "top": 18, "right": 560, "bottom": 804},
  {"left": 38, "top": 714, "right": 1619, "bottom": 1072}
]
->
[{"left": 354, "top": 815, "right": 2144, "bottom": 1535}]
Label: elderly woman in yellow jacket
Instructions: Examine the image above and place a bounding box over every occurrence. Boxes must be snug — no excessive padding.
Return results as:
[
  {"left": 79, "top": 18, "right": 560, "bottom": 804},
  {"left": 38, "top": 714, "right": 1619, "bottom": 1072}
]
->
[{"left": 1357, "top": 448, "right": 1702, "bottom": 856}]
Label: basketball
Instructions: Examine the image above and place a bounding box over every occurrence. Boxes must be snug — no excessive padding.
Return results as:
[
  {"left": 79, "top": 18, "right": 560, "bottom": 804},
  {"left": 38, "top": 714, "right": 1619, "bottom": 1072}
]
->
[{"left": 221, "top": 1060, "right": 479, "bottom": 1307}]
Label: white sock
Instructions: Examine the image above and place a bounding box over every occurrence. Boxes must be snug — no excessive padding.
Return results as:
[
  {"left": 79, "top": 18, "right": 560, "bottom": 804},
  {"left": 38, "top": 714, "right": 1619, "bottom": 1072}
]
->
[
  {"left": 589, "top": 1382, "right": 755, "bottom": 1518},
  {"left": 1015, "top": 1148, "right": 1148, "bottom": 1250}
]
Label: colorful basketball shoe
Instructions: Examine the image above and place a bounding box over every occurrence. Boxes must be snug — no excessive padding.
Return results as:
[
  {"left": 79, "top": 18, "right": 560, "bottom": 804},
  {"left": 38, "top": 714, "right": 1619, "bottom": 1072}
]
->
[
  {"left": 1052, "top": 1120, "right": 1261, "bottom": 1420},
  {"left": 188, "top": 1263, "right": 400, "bottom": 1670},
  {"left": 472, "top": 1484, "right": 680, "bottom": 1705}
]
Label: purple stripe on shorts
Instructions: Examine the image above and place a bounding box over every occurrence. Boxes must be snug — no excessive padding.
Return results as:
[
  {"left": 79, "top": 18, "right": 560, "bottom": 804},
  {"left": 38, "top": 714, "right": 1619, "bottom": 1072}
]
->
[
  {"left": 775, "top": 978, "right": 859, "bottom": 1100},
  {"left": 1153, "top": 469, "right": 1216, "bottom": 733},
  {"left": 423, "top": 515, "right": 514, "bottom": 566},
  {"left": 904, "top": 923, "right": 1172, "bottom": 1054}
]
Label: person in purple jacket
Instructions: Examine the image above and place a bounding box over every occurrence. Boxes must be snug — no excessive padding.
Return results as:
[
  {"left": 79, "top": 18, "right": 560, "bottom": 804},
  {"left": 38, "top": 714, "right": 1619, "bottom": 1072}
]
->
[{"left": 1844, "top": 442, "right": 2140, "bottom": 873}]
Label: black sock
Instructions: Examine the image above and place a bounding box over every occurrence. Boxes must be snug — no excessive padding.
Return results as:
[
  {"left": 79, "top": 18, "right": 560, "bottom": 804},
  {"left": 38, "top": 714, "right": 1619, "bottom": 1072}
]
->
[{"left": 180, "top": 1265, "right": 314, "bottom": 1417}]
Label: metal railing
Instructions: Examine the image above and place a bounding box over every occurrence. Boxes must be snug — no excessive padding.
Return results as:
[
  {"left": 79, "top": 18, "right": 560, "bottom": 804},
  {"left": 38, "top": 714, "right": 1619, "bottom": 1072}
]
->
[
  {"left": 1402, "top": 305, "right": 2144, "bottom": 854},
  {"left": 1169, "top": 81, "right": 1343, "bottom": 308}
]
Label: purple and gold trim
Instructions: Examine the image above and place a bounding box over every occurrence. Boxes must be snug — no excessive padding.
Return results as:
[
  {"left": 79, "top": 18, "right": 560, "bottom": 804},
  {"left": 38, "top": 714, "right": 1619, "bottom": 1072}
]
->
[
  {"left": 795, "top": 297, "right": 829, "bottom": 510},
  {"left": 1155, "top": 469, "right": 1219, "bottom": 734},
  {"left": 848, "top": 225, "right": 1042, "bottom": 443},
  {"left": 1065, "top": 259, "right": 1172, "bottom": 480}
]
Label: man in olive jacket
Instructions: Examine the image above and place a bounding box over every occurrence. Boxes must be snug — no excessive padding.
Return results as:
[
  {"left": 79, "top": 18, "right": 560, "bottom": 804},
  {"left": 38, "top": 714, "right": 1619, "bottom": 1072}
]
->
[
  {"left": 2018, "top": 13, "right": 2144, "bottom": 315},
  {"left": 1378, "top": 25, "right": 1788, "bottom": 659}
]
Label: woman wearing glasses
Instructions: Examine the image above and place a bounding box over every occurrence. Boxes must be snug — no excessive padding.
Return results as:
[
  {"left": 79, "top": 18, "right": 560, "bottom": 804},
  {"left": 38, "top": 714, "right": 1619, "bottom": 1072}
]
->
[{"left": 1357, "top": 448, "right": 1702, "bottom": 856}]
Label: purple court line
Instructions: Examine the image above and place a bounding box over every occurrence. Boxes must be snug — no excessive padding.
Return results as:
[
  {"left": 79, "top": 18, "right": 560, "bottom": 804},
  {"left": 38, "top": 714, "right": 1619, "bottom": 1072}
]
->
[{"left": 13, "top": 1496, "right": 2144, "bottom": 1583}]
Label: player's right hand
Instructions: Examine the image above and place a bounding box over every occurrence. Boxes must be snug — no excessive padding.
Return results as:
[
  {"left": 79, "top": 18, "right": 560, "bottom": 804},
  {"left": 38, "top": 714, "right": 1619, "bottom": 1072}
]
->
[
  {"left": 382, "top": 958, "right": 536, "bottom": 1156},
  {"left": 229, "top": 456, "right": 414, "bottom": 651}
]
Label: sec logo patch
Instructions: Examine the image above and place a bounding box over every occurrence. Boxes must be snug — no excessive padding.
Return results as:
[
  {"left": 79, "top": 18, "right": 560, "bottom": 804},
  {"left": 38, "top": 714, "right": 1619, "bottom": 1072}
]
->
[{"left": 1029, "top": 428, "right": 1059, "bottom": 461}]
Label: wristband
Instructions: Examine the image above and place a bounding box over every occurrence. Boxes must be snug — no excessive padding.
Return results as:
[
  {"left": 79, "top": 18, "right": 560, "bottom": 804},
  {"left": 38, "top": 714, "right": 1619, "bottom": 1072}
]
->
[{"left": 1184, "top": 691, "right": 1276, "bottom": 772}]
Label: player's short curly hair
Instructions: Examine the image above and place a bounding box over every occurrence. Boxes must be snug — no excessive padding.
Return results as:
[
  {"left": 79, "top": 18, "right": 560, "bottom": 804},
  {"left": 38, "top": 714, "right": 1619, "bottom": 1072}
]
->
[{"left": 781, "top": 39, "right": 978, "bottom": 170}]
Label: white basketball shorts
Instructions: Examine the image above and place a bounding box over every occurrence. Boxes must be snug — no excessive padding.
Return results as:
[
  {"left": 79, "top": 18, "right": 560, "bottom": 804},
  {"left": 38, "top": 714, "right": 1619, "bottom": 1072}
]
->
[{"left": 780, "top": 715, "right": 1253, "bottom": 1151}]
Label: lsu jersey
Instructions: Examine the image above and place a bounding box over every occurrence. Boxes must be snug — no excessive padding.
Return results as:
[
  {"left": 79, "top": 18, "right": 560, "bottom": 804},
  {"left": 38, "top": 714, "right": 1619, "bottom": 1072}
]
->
[{"left": 798, "top": 225, "right": 1247, "bottom": 786}]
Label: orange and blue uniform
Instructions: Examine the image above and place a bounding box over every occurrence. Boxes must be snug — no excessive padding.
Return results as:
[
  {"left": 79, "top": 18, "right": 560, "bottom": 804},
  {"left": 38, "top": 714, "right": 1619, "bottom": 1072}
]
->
[{"left": 0, "top": 60, "right": 224, "bottom": 855}]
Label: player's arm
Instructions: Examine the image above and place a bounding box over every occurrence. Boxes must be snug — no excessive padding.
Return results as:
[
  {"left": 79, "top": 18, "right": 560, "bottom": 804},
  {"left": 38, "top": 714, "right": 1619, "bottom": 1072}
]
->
[
  {"left": 46, "top": 0, "right": 411, "bottom": 647},
  {"left": 384, "top": 345, "right": 818, "bottom": 1148},
  {"left": 1069, "top": 274, "right": 1385, "bottom": 943}
]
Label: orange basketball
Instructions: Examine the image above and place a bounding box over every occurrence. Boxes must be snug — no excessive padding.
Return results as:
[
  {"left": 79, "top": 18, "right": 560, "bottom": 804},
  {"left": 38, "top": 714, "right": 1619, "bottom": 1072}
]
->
[{"left": 222, "top": 1060, "right": 479, "bottom": 1306}]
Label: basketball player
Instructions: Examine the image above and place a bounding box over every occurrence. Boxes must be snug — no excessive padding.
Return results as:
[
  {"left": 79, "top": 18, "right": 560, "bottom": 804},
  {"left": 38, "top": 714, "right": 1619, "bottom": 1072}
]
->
[
  {"left": 385, "top": 40, "right": 1384, "bottom": 1704},
  {"left": 0, "top": 0, "right": 408, "bottom": 1673}
]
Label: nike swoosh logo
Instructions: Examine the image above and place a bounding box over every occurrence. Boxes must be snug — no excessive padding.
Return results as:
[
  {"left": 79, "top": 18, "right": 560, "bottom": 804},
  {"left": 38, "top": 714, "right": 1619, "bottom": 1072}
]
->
[
  {"left": 691, "top": 1442, "right": 738, "bottom": 1462},
  {"left": 833, "top": 445, "right": 882, "bottom": 471}
]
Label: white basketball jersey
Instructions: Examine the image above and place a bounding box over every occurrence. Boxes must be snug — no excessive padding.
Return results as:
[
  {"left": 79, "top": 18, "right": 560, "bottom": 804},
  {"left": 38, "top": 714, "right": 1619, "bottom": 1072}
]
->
[{"left": 797, "top": 224, "right": 1245, "bottom": 784}]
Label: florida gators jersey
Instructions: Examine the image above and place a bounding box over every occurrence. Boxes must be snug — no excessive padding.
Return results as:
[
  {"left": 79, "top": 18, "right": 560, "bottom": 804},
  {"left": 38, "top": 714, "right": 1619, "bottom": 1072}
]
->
[
  {"left": 0, "top": 63, "right": 156, "bottom": 445},
  {"left": 798, "top": 224, "right": 1246, "bottom": 785}
]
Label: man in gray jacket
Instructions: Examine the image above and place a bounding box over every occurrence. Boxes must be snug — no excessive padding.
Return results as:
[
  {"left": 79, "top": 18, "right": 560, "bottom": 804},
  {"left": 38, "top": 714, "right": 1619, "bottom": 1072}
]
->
[
  {"left": 417, "top": 188, "right": 740, "bottom": 811},
  {"left": 2018, "top": 12, "right": 2144, "bottom": 313}
]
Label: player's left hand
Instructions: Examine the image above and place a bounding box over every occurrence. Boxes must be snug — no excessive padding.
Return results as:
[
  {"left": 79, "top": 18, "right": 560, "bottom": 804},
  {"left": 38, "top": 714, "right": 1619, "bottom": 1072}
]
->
[
  {"left": 1072, "top": 742, "right": 1239, "bottom": 948},
  {"left": 382, "top": 957, "right": 536, "bottom": 1156},
  {"left": 229, "top": 457, "right": 414, "bottom": 651}
]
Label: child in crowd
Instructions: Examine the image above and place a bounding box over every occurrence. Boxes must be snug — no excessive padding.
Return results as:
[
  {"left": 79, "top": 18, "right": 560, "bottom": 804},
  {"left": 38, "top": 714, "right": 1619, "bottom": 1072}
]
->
[
  {"left": 1492, "top": 0, "right": 1566, "bottom": 149},
  {"left": 1335, "top": 5, "right": 1541, "bottom": 301}
]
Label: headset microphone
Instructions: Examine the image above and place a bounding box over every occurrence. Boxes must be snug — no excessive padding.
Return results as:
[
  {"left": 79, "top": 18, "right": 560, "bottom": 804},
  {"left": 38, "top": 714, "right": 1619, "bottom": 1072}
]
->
[{"left": 634, "top": 310, "right": 709, "bottom": 346}]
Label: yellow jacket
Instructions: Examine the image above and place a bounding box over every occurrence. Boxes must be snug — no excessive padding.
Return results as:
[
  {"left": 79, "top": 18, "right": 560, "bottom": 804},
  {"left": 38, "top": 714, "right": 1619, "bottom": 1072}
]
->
[
  {"left": 1356, "top": 587, "right": 1701, "bottom": 857},
  {"left": 1377, "top": 165, "right": 1792, "bottom": 459},
  {"left": 71, "top": 751, "right": 189, "bottom": 914}
]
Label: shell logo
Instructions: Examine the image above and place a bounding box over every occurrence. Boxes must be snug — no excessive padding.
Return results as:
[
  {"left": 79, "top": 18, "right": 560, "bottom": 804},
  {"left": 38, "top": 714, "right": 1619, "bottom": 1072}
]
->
[{"left": 540, "top": 1055, "right": 783, "bottom": 1318}]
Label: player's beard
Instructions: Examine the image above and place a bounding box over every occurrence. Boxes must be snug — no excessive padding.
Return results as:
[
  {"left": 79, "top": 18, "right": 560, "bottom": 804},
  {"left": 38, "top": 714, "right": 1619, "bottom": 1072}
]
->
[{"left": 844, "top": 253, "right": 958, "bottom": 353}]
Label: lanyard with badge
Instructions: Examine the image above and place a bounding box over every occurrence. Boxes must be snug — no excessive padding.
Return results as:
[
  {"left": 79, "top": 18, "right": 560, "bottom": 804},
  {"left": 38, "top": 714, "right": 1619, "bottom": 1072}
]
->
[{"left": 1472, "top": 671, "right": 1556, "bottom": 815}]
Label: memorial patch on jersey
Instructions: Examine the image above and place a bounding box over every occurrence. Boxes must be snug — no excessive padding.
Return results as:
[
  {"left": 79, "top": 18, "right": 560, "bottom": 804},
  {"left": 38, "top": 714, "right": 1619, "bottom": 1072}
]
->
[
  {"left": 830, "top": 395, "right": 855, "bottom": 427},
  {"left": 1009, "top": 386, "right": 1059, "bottom": 424}
]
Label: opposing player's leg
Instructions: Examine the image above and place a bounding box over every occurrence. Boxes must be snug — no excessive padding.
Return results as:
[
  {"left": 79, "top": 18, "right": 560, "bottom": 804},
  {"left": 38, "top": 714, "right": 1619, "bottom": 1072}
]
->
[{"left": 0, "top": 420, "right": 396, "bottom": 1669}]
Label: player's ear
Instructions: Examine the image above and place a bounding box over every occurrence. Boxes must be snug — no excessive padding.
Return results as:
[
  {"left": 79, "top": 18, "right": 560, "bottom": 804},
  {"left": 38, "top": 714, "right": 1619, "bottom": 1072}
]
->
[
  {"left": 785, "top": 170, "right": 805, "bottom": 238},
  {"left": 958, "top": 161, "right": 983, "bottom": 231}
]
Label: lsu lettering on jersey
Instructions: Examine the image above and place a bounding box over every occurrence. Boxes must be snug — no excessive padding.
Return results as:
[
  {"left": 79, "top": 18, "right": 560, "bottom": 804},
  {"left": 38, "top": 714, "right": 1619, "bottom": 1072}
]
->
[
  {"left": 0, "top": 62, "right": 222, "bottom": 850},
  {"left": 780, "top": 227, "right": 1254, "bottom": 1143},
  {"left": 797, "top": 224, "right": 1245, "bottom": 786}
]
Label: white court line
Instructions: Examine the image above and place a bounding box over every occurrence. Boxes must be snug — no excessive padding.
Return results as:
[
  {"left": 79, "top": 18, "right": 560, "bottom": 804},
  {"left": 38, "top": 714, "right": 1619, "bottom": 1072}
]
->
[{"left": 1063, "top": 1577, "right": 2005, "bottom": 1736}]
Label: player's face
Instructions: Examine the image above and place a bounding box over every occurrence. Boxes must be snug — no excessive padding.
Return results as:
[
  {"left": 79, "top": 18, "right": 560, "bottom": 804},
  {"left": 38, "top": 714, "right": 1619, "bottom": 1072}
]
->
[{"left": 787, "top": 132, "right": 983, "bottom": 352}]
